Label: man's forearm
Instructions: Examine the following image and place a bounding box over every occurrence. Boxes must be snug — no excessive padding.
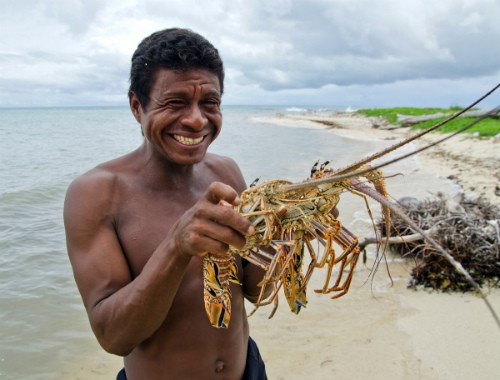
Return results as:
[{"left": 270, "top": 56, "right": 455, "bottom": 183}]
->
[{"left": 90, "top": 240, "right": 191, "bottom": 356}]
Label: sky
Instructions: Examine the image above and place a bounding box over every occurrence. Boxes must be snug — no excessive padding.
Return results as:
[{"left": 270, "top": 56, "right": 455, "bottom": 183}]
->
[{"left": 1, "top": 0, "right": 499, "bottom": 109}]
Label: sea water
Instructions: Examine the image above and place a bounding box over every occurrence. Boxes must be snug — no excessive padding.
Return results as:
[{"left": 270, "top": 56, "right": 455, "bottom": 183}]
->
[{"left": 0, "top": 106, "right": 456, "bottom": 379}]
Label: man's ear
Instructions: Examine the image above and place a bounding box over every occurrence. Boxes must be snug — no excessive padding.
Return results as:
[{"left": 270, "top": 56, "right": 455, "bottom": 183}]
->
[{"left": 129, "top": 92, "right": 142, "bottom": 123}]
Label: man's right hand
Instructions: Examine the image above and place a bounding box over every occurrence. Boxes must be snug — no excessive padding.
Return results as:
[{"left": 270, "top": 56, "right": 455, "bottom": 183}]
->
[{"left": 169, "top": 182, "right": 254, "bottom": 258}]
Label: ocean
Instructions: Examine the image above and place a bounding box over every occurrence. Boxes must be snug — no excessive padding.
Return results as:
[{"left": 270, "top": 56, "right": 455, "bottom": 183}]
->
[{"left": 0, "top": 105, "right": 457, "bottom": 379}]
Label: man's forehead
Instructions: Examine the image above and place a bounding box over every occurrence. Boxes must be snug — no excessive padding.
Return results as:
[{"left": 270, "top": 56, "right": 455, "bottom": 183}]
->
[{"left": 151, "top": 68, "right": 221, "bottom": 94}]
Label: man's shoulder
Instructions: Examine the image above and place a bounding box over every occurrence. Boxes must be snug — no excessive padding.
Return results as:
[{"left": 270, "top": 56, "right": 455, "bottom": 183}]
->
[
  {"left": 65, "top": 157, "right": 129, "bottom": 209},
  {"left": 204, "top": 153, "right": 245, "bottom": 191},
  {"left": 69, "top": 163, "right": 118, "bottom": 192},
  {"left": 204, "top": 152, "right": 239, "bottom": 169}
]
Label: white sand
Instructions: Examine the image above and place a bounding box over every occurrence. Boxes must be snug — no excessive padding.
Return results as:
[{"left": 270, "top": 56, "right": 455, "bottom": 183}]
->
[
  {"left": 61, "top": 112, "right": 500, "bottom": 379},
  {"left": 251, "top": 263, "right": 500, "bottom": 380}
]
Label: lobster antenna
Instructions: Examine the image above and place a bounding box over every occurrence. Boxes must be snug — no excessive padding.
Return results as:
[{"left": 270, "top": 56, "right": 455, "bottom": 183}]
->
[
  {"left": 311, "top": 104, "right": 500, "bottom": 186},
  {"left": 283, "top": 86, "right": 499, "bottom": 192}
]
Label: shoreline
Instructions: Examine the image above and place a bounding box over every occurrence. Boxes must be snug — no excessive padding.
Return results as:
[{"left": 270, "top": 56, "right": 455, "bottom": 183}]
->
[{"left": 270, "top": 112, "right": 500, "bottom": 206}]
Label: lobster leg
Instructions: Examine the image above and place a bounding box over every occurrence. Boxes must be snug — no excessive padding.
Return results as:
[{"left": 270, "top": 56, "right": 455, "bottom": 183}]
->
[
  {"left": 281, "top": 231, "right": 308, "bottom": 314},
  {"left": 248, "top": 241, "right": 295, "bottom": 317},
  {"left": 312, "top": 225, "right": 360, "bottom": 297}
]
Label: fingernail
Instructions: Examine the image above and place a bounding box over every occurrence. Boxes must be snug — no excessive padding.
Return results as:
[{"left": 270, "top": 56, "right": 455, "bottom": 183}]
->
[{"left": 247, "top": 225, "right": 255, "bottom": 235}]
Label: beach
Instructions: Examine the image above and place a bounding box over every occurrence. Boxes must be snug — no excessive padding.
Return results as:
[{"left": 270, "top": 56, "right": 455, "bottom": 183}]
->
[
  {"left": 271, "top": 111, "right": 500, "bottom": 206},
  {"left": 57, "top": 110, "right": 500, "bottom": 380},
  {"left": 254, "top": 111, "right": 500, "bottom": 379}
]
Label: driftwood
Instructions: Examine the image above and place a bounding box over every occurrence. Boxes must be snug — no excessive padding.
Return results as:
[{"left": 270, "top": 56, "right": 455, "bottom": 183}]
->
[
  {"left": 397, "top": 108, "right": 500, "bottom": 126},
  {"left": 359, "top": 230, "right": 431, "bottom": 251},
  {"left": 369, "top": 194, "right": 500, "bottom": 292}
]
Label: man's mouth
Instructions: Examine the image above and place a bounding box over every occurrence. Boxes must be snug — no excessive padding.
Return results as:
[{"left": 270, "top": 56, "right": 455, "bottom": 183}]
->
[{"left": 173, "top": 135, "right": 204, "bottom": 146}]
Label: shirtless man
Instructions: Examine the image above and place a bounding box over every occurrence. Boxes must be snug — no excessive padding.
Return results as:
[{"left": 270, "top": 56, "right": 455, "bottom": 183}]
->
[{"left": 64, "top": 28, "right": 269, "bottom": 380}]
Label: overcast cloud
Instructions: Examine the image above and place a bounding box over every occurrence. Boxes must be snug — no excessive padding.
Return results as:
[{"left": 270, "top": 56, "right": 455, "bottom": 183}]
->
[{"left": 1, "top": 0, "right": 499, "bottom": 108}]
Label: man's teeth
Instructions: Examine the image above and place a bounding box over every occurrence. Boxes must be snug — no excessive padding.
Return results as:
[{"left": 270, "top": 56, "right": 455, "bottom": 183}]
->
[{"left": 173, "top": 135, "right": 204, "bottom": 145}]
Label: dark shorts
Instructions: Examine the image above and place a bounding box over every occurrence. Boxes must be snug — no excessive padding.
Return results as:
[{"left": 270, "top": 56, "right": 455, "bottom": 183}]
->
[
  {"left": 243, "top": 336, "right": 268, "bottom": 380},
  {"left": 116, "top": 336, "right": 267, "bottom": 380},
  {"left": 116, "top": 367, "right": 127, "bottom": 380}
]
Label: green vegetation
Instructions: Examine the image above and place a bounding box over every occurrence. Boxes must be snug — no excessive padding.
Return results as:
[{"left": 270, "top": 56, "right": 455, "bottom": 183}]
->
[
  {"left": 410, "top": 116, "right": 500, "bottom": 136},
  {"left": 358, "top": 107, "right": 455, "bottom": 124},
  {"left": 358, "top": 107, "right": 500, "bottom": 137}
]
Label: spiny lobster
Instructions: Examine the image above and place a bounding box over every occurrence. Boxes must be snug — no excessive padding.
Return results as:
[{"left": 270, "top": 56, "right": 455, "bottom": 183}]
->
[{"left": 202, "top": 84, "right": 500, "bottom": 330}]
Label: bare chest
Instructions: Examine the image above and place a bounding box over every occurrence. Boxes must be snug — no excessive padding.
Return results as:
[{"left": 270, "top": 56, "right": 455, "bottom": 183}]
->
[{"left": 115, "top": 188, "right": 199, "bottom": 276}]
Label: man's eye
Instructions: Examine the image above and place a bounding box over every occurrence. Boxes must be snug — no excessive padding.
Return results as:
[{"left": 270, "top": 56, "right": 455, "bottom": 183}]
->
[
  {"left": 204, "top": 99, "right": 221, "bottom": 107},
  {"left": 166, "top": 100, "right": 185, "bottom": 107}
]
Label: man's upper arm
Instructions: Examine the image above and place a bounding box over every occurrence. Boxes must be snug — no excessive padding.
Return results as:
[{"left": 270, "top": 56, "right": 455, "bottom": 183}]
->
[{"left": 64, "top": 170, "right": 132, "bottom": 315}]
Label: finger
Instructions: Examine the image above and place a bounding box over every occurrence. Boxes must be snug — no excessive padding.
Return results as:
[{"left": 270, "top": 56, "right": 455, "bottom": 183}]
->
[
  {"left": 209, "top": 202, "right": 254, "bottom": 237},
  {"left": 206, "top": 182, "right": 240, "bottom": 206},
  {"left": 196, "top": 219, "right": 248, "bottom": 252},
  {"left": 202, "top": 183, "right": 254, "bottom": 235},
  {"left": 189, "top": 235, "right": 229, "bottom": 256},
  {"left": 219, "top": 199, "right": 234, "bottom": 208},
  {"left": 210, "top": 223, "right": 248, "bottom": 251}
]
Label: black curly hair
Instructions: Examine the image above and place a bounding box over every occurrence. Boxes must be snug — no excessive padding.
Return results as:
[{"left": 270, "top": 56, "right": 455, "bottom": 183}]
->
[{"left": 129, "top": 28, "right": 225, "bottom": 109}]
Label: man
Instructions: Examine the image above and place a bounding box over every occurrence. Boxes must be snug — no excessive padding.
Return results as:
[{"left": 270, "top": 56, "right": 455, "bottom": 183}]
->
[{"left": 64, "top": 28, "right": 268, "bottom": 380}]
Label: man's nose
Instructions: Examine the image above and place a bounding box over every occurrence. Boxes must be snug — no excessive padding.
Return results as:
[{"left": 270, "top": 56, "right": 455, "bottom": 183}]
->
[{"left": 181, "top": 104, "right": 207, "bottom": 130}]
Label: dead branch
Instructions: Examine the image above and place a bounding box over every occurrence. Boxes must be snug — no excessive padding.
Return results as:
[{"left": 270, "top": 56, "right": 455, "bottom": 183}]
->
[{"left": 372, "top": 194, "right": 500, "bottom": 292}]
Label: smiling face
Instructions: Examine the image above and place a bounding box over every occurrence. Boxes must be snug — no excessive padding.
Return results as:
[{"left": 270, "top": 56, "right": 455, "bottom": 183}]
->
[{"left": 130, "top": 68, "right": 222, "bottom": 166}]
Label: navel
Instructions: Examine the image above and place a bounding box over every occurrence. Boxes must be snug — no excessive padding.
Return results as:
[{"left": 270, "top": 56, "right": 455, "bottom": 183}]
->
[{"left": 214, "top": 359, "right": 225, "bottom": 373}]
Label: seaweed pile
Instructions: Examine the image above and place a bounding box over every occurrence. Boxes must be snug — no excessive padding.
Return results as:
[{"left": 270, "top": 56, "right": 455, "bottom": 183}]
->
[{"left": 378, "top": 194, "right": 500, "bottom": 291}]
